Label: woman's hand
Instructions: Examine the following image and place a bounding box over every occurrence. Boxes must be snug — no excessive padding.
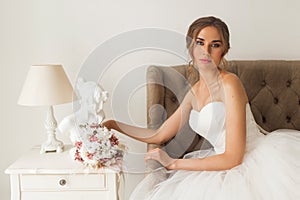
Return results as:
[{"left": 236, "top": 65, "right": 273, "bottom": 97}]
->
[{"left": 145, "top": 148, "right": 176, "bottom": 170}]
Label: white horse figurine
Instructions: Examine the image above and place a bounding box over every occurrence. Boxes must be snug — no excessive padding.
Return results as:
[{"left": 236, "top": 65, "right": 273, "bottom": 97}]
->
[
  {"left": 58, "top": 78, "right": 108, "bottom": 144},
  {"left": 93, "top": 84, "right": 108, "bottom": 125}
]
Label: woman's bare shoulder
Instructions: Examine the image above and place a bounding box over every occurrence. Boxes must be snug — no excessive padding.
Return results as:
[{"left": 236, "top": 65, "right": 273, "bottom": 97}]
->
[
  {"left": 220, "top": 71, "right": 243, "bottom": 88},
  {"left": 220, "top": 70, "right": 248, "bottom": 102},
  {"left": 221, "top": 70, "right": 239, "bottom": 82}
]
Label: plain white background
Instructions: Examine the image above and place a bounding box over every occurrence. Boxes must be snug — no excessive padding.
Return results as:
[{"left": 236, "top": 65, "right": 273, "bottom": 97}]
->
[{"left": 1, "top": 0, "right": 299, "bottom": 199}]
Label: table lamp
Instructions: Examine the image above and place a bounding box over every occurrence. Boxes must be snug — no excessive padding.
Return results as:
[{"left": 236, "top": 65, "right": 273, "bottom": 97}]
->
[{"left": 18, "top": 64, "right": 74, "bottom": 153}]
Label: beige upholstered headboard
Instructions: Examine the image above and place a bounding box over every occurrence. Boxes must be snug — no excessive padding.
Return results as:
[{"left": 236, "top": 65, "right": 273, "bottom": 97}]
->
[{"left": 146, "top": 60, "right": 300, "bottom": 158}]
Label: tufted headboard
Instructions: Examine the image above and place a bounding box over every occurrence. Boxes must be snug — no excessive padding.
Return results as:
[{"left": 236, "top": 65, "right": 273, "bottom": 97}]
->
[{"left": 146, "top": 60, "right": 300, "bottom": 158}]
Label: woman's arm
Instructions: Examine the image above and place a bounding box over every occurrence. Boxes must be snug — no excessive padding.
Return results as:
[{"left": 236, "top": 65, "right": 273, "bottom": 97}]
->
[
  {"left": 148, "top": 74, "right": 248, "bottom": 171},
  {"left": 102, "top": 90, "right": 193, "bottom": 145}
]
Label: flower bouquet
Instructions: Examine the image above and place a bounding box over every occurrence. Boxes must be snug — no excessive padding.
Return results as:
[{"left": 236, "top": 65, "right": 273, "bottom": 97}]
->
[{"left": 70, "top": 123, "right": 124, "bottom": 168}]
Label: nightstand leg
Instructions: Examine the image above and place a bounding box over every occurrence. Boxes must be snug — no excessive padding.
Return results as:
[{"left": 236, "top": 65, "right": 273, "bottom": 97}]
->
[{"left": 10, "top": 174, "right": 21, "bottom": 200}]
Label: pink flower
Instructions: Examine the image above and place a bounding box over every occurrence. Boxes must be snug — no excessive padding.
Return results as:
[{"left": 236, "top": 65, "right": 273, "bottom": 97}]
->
[
  {"left": 87, "top": 152, "right": 94, "bottom": 159},
  {"left": 75, "top": 150, "right": 84, "bottom": 162},
  {"left": 89, "top": 135, "right": 98, "bottom": 142},
  {"left": 75, "top": 141, "right": 82, "bottom": 149},
  {"left": 109, "top": 134, "right": 119, "bottom": 145},
  {"left": 90, "top": 123, "right": 100, "bottom": 129}
]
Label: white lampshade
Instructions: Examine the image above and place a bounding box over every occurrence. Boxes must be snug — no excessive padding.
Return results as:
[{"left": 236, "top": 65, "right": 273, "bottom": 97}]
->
[{"left": 18, "top": 64, "right": 73, "bottom": 106}]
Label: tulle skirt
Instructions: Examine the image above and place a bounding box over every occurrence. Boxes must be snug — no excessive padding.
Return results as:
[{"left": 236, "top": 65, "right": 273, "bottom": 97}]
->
[{"left": 129, "top": 129, "right": 300, "bottom": 200}]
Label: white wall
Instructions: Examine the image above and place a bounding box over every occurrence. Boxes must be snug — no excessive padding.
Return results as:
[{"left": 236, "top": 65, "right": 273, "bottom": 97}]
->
[{"left": 1, "top": 0, "right": 299, "bottom": 199}]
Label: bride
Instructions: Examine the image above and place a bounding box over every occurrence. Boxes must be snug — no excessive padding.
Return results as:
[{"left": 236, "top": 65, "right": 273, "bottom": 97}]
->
[{"left": 102, "top": 16, "right": 300, "bottom": 200}]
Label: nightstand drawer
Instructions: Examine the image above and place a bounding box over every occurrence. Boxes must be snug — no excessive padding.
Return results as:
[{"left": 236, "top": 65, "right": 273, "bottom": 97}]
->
[{"left": 21, "top": 173, "right": 106, "bottom": 191}]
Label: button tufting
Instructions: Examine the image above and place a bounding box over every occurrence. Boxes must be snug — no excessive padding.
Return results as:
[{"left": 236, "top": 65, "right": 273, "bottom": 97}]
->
[
  {"left": 286, "top": 116, "right": 291, "bottom": 123},
  {"left": 262, "top": 116, "right": 266, "bottom": 123},
  {"left": 171, "top": 97, "right": 177, "bottom": 102},
  {"left": 286, "top": 80, "right": 291, "bottom": 87},
  {"left": 261, "top": 80, "right": 266, "bottom": 86},
  {"left": 273, "top": 97, "right": 278, "bottom": 104}
]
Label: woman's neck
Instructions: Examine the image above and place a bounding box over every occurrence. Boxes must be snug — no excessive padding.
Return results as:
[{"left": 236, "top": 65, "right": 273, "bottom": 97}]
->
[
  {"left": 198, "top": 67, "right": 222, "bottom": 87},
  {"left": 197, "top": 68, "right": 224, "bottom": 102}
]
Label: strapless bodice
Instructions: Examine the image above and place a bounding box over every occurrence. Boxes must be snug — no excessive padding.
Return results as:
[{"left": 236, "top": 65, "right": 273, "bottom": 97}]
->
[
  {"left": 189, "top": 102, "right": 263, "bottom": 154},
  {"left": 189, "top": 102, "right": 226, "bottom": 154}
]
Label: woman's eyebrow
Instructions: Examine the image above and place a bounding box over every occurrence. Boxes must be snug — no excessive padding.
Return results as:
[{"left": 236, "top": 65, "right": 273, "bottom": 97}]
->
[{"left": 196, "top": 37, "right": 222, "bottom": 43}]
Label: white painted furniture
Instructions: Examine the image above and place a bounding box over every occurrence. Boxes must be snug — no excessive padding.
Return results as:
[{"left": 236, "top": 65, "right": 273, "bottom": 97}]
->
[{"left": 5, "top": 145, "right": 120, "bottom": 200}]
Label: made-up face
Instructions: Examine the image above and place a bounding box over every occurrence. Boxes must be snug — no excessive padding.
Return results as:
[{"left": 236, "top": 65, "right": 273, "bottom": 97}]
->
[{"left": 192, "top": 26, "right": 224, "bottom": 69}]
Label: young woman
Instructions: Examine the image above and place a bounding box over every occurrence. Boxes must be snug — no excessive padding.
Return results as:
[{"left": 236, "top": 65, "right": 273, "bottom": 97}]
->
[{"left": 103, "top": 16, "right": 300, "bottom": 200}]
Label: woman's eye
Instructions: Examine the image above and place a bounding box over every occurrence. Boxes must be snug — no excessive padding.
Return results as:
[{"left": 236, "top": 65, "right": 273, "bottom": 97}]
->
[
  {"left": 211, "top": 43, "right": 221, "bottom": 48},
  {"left": 195, "top": 41, "right": 204, "bottom": 46}
]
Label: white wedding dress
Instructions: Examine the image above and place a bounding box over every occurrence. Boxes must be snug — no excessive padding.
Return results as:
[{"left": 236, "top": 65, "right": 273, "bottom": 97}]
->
[{"left": 129, "top": 102, "right": 300, "bottom": 200}]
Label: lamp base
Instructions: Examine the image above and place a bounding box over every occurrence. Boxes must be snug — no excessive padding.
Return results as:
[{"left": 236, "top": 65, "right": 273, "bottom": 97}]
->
[
  {"left": 40, "top": 137, "right": 64, "bottom": 153},
  {"left": 40, "top": 106, "right": 64, "bottom": 154}
]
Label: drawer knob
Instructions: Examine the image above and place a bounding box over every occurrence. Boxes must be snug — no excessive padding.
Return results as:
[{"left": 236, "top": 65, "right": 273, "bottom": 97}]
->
[{"left": 59, "top": 179, "right": 66, "bottom": 186}]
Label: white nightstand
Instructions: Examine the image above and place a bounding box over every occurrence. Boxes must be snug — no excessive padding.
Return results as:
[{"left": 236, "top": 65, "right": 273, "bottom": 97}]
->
[{"left": 5, "top": 145, "right": 120, "bottom": 200}]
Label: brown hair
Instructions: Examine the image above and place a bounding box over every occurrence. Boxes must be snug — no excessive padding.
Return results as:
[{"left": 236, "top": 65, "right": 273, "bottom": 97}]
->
[{"left": 186, "top": 16, "right": 230, "bottom": 81}]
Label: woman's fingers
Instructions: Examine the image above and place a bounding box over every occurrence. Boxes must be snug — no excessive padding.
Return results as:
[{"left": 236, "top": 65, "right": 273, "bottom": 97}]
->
[
  {"left": 144, "top": 150, "right": 157, "bottom": 161},
  {"left": 144, "top": 148, "right": 175, "bottom": 167}
]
